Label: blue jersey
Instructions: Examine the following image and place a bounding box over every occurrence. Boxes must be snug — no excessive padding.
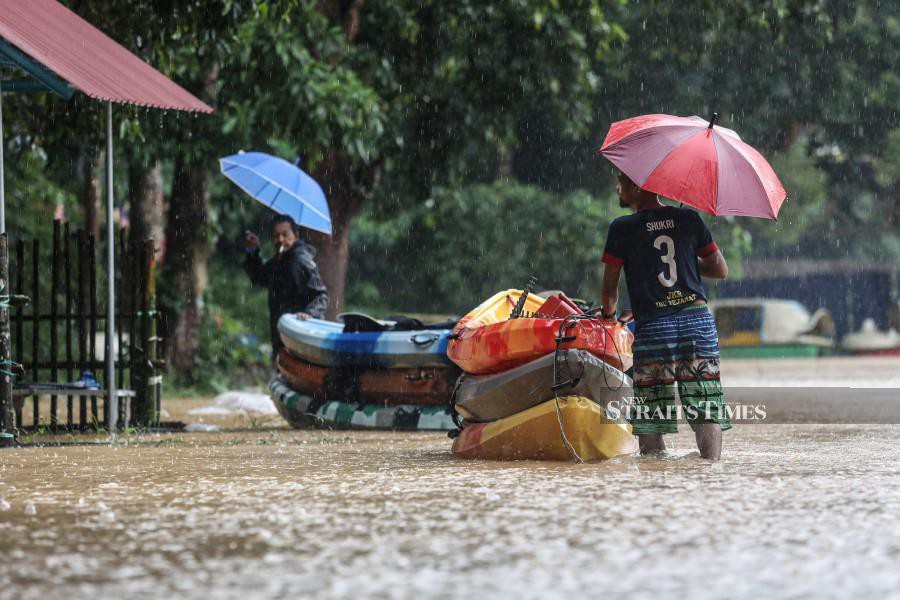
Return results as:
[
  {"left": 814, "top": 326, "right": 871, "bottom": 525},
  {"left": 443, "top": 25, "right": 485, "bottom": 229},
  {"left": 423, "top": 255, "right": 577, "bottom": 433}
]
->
[{"left": 602, "top": 206, "right": 718, "bottom": 324}]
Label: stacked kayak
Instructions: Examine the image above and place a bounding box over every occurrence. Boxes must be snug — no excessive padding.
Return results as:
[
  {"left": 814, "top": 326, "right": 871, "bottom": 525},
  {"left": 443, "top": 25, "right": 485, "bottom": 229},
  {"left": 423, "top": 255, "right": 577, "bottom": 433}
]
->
[
  {"left": 270, "top": 314, "right": 460, "bottom": 430},
  {"left": 270, "top": 376, "right": 455, "bottom": 430},
  {"left": 447, "top": 290, "right": 634, "bottom": 374},
  {"left": 452, "top": 396, "right": 637, "bottom": 461},
  {"left": 275, "top": 349, "right": 328, "bottom": 402},
  {"left": 279, "top": 316, "right": 455, "bottom": 368},
  {"left": 277, "top": 348, "right": 454, "bottom": 406},
  {"left": 449, "top": 289, "right": 638, "bottom": 461},
  {"left": 454, "top": 349, "right": 629, "bottom": 422}
]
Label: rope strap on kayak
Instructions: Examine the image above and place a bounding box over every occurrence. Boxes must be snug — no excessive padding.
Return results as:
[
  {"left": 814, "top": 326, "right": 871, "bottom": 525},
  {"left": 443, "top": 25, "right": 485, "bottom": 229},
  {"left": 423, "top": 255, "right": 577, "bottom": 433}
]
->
[
  {"left": 552, "top": 317, "right": 586, "bottom": 463},
  {"left": 550, "top": 312, "right": 633, "bottom": 463},
  {"left": 552, "top": 393, "right": 585, "bottom": 464},
  {"left": 553, "top": 312, "right": 626, "bottom": 393},
  {"left": 447, "top": 373, "right": 465, "bottom": 437}
]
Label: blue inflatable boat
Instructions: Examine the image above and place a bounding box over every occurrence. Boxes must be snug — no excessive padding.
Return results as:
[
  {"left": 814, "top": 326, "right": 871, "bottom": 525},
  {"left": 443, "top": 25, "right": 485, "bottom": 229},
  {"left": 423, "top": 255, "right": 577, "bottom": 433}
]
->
[{"left": 277, "top": 315, "right": 456, "bottom": 368}]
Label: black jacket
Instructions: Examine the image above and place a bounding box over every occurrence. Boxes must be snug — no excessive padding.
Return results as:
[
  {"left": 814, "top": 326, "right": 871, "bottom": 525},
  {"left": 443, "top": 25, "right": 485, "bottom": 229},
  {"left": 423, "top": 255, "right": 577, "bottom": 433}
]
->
[{"left": 244, "top": 240, "right": 328, "bottom": 354}]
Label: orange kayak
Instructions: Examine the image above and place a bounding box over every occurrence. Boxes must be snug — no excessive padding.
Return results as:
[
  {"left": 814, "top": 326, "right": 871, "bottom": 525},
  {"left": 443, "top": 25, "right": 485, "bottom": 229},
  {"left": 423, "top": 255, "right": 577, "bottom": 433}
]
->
[
  {"left": 448, "top": 316, "right": 632, "bottom": 375},
  {"left": 447, "top": 289, "right": 633, "bottom": 375}
]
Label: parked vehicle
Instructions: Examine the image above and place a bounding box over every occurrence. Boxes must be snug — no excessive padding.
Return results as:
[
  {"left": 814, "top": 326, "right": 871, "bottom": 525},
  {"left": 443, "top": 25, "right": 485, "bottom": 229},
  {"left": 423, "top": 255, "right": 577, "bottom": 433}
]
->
[{"left": 708, "top": 298, "right": 835, "bottom": 358}]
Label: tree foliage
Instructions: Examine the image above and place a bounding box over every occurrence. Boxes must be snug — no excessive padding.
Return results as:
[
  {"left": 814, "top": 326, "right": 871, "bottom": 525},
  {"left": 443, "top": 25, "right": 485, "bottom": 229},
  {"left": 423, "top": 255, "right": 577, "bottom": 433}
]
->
[{"left": 0, "top": 0, "right": 896, "bottom": 384}]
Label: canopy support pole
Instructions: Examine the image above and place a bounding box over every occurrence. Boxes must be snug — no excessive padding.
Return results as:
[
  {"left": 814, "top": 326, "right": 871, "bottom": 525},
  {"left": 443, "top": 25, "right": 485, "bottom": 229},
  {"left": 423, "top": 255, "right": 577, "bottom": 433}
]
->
[
  {"left": 1, "top": 79, "right": 5, "bottom": 234},
  {"left": 105, "top": 101, "right": 117, "bottom": 435}
]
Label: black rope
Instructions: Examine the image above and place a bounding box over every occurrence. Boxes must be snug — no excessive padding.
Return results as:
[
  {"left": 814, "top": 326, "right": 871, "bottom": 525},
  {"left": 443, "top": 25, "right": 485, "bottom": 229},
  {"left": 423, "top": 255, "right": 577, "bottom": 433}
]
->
[
  {"left": 552, "top": 313, "right": 627, "bottom": 393},
  {"left": 447, "top": 372, "right": 465, "bottom": 436}
]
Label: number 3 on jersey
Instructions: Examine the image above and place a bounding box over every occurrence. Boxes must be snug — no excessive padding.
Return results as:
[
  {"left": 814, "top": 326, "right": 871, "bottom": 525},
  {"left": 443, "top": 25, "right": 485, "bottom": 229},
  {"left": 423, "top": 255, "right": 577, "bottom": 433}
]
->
[{"left": 653, "top": 235, "right": 677, "bottom": 287}]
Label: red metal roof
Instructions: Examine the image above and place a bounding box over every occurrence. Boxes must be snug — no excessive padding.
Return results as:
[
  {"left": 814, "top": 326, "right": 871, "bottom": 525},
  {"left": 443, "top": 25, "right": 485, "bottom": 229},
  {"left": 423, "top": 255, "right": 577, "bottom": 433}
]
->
[{"left": 0, "top": 0, "right": 212, "bottom": 113}]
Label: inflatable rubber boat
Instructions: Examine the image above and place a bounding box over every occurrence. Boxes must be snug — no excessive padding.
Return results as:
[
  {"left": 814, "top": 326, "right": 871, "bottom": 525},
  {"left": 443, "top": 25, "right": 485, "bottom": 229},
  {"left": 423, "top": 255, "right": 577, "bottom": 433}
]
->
[
  {"left": 278, "top": 315, "right": 456, "bottom": 368},
  {"left": 269, "top": 375, "right": 456, "bottom": 430},
  {"left": 276, "top": 348, "right": 455, "bottom": 407}
]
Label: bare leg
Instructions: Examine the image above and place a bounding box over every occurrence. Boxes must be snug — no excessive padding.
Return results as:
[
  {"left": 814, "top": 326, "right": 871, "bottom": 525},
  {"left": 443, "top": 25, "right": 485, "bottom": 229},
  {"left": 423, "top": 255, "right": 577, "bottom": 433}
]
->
[
  {"left": 694, "top": 422, "right": 722, "bottom": 460},
  {"left": 638, "top": 434, "right": 666, "bottom": 455}
]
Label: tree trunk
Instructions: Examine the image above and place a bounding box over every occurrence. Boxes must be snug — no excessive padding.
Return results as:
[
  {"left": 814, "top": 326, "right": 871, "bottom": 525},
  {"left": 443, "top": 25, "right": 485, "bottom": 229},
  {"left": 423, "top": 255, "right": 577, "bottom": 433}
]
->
[
  {"left": 82, "top": 150, "right": 103, "bottom": 240},
  {"left": 129, "top": 160, "right": 165, "bottom": 254},
  {"left": 163, "top": 157, "right": 211, "bottom": 372},
  {"left": 310, "top": 151, "right": 380, "bottom": 319},
  {"left": 160, "top": 57, "right": 219, "bottom": 374},
  {"left": 308, "top": 214, "right": 352, "bottom": 319}
]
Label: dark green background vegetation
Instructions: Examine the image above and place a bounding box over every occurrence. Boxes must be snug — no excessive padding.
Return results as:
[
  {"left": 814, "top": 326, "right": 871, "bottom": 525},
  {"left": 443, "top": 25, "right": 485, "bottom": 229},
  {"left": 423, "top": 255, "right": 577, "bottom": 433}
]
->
[{"left": 2, "top": 0, "right": 897, "bottom": 391}]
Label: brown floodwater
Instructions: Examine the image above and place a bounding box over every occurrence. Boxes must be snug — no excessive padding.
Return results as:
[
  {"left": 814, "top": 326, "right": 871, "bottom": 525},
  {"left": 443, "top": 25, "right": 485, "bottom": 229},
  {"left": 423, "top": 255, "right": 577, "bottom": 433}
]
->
[{"left": 1, "top": 424, "right": 899, "bottom": 599}]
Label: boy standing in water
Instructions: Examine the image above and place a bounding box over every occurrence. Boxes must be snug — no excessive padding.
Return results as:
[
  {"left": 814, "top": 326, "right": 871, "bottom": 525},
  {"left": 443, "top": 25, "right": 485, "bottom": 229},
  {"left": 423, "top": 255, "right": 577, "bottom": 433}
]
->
[
  {"left": 244, "top": 214, "right": 329, "bottom": 359},
  {"left": 600, "top": 172, "right": 730, "bottom": 460}
]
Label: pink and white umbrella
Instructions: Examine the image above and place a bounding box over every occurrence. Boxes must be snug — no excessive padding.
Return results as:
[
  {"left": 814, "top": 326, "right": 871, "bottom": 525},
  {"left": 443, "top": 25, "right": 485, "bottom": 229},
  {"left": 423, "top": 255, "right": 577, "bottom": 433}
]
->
[{"left": 599, "top": 113, "right": 787, "bottom": 219}]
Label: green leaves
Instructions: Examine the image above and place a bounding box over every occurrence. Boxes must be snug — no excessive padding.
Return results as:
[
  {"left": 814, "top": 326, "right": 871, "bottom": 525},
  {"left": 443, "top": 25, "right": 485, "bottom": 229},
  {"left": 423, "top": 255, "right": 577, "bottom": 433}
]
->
[
  {"left": 218, "top": 1, "right": 388, "bottom": 166},
  {"left": 352, "top": 0, "right": 625, "bottom": 200},
  {"left": 348, "top": 181, "right": 622, "bottom": 313}
]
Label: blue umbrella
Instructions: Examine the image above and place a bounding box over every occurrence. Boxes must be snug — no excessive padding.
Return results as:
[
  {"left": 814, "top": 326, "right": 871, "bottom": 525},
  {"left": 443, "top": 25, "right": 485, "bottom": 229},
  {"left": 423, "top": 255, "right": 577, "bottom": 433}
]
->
[{"left": 219, "top": 151, "right": 332, "bottom": 235}]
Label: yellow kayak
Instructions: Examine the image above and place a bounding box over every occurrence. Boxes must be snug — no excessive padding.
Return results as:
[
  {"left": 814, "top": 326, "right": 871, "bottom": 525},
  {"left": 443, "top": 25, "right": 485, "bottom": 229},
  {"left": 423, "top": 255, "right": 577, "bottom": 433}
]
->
[
  {"left": 452, "top": 396, "right": 638, "bottom": 461},
  {"left": 454, "top": 288, "right": 545, "bottom": 329}
]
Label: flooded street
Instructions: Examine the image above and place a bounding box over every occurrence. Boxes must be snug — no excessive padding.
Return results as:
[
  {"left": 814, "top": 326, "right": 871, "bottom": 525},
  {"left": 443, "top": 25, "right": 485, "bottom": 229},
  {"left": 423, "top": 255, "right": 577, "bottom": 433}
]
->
[
  {"left": 2, "top": 422, "right": 899, "bottom": 599},
  {"left": 0, "top": 0, "right": 894, "bottom": 597}
]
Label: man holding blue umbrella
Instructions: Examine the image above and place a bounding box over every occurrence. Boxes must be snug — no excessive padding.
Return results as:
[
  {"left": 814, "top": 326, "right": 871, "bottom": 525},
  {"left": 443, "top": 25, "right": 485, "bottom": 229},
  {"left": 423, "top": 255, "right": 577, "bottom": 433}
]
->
[
  {"left": 219, "top": 151, "right": 332, "bottom": 359},
  {"left": 244, "top": 214, "right": 328, "bottom": 359}
]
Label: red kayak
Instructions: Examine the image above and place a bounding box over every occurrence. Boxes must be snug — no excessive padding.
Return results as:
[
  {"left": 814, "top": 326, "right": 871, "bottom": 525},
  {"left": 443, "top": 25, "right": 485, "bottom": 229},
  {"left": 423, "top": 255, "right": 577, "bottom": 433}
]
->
[{"left": 447, "top": 316, "right": 633, "bottom": 375}]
